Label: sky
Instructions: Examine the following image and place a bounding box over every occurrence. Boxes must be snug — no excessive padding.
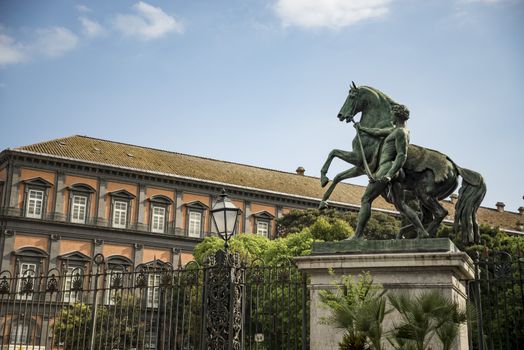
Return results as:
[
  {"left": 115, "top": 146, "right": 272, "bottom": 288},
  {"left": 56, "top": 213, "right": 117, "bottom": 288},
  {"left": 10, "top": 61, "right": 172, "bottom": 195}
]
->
[{"left": 0, "top": 0, "right": 523, "bottom": 213}]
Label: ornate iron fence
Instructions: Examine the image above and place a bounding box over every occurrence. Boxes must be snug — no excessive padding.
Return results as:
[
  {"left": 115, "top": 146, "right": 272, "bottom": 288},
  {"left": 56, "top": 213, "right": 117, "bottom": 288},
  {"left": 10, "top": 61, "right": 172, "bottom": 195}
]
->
[
  {"left": 0, "top": 253, "right": 309, "bottom": 350},
  {"left": 469, "top": 249, "right": 524, "bottom": 350}
]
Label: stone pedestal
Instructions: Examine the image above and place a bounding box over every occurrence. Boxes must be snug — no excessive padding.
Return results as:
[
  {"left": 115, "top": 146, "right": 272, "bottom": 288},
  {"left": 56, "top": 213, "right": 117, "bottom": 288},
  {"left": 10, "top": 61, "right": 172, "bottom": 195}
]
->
[{"left": 295, "top": 238, "right": 474, "bottom": 350}]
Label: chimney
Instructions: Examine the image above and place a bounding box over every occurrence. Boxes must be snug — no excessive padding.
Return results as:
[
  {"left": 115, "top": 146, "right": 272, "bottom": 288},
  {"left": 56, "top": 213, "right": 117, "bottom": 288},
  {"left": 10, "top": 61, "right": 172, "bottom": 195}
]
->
[
  {"left": 495, "top": 202, "right": 505, "bottom": 213},
  {"left": 518, "top": 206, "right": 524, "bottom": 216},
  {"left": 450, "top": 194, "right": 458, "bottom": 204},
  {"left": 296, "top": 166, "right": 305, "bottom": 176}
]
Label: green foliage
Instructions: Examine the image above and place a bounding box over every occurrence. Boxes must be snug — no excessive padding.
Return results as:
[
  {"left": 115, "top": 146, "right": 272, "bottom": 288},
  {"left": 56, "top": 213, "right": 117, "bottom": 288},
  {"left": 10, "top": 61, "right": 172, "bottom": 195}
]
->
[
  {"left": 194, "top": 231, "right": 315, "bottom": 266},
  {"left": 319, "top": 273, "right": 389, "bottom": 350},
  {"left": 276, "top": 208, "right": 400, "bottom": 240},
  {"left": 306, "top": 216, "right": 354, "bottom": 241},
  {"left": 53, "top": 295, "right": 144, "bottom": 350},
  {"left": 387, "top": 291, "right": 467, "bottom": 350},
  {"left": 319, "top": 273, "right": 468, "bottom": 350}
]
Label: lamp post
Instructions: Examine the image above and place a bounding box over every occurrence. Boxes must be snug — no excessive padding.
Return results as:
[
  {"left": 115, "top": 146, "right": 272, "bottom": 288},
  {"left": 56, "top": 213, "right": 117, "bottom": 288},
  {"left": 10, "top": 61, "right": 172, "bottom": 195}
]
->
[
  {"left": 210, "top": 189, "right": 241, "bottom": 251},
  {"left": 205, "top": 189, "right": 244, "bottom": 350}
]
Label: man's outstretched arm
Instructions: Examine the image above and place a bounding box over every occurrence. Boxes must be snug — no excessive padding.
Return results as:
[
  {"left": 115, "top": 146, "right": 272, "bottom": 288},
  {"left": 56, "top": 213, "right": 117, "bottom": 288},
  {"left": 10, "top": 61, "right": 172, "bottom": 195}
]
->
[{"left": 356, "top": 124, "right": 395, "bottom": 137}]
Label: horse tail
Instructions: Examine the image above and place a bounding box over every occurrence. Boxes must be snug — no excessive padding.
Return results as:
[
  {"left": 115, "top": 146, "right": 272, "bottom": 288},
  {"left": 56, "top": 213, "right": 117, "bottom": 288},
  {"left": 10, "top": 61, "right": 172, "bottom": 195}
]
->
[{"left": 453, "top": 166, "right": 487, "bottom": 244}]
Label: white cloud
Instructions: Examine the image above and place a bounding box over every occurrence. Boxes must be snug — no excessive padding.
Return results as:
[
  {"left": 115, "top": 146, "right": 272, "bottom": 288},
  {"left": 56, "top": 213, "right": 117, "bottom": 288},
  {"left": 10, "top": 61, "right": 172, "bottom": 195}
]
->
[
  {"left": 274, "top": 0, "right": 391, "bottom": 29},
  {"left": 113, "top": 1, "right": 182, "bottom": 40},
  {"left": 31, "top": 27, "right": 79, "bottom": 58},
  {"left": 79, "top": 17, "right": 105, "bottom": 37},
  {"left": 76, "top": 4, "right": 92, "bottom": 13},
  {"left": 0, "top": 32, "right": 27, "bottom": 65}
]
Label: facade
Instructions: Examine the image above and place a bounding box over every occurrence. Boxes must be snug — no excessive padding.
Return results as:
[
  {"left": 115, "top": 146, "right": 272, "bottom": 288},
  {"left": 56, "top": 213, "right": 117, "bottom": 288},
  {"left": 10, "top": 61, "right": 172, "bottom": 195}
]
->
[{"left": 1, "top": 135, "right": 523, "bottom": 278}]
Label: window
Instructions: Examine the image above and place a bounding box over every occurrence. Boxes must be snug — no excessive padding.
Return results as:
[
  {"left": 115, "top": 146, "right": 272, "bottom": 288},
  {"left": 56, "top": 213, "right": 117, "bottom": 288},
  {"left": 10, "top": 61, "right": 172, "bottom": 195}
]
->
[
  {"left": 188, "top": 211, "right": 202, "bottom": 238},
  {"left": 26, "top": 189, "right": 44, "bottom": 218},
  {"left": 68, "top": 184, "right": 95, "bottom": 224},
  {"left": 16, "top": 263, "right": 36, "bottom": 300},
  {"left": 105, "top": 269, "right": 124, "bottom": 305},
  {"left": 112, "top": 201, "right": 128, "bottom": 228},
  {"left": 151, "top": 206, "right": 166, "bottom": 233},
  {"left": 147, "top": 274, "right": 161, "bottom": 308},
  {"left": 63, "top": 267, "right": 83, "bottom": 303},
  {"left": 185, "top": 201, "right": 208, "bottom": 238},
  {"left": 22, "top": 177, "right": 52, "bottom": 219},
  {"left": 253, "top": 211, "right": 275, "bottom": 239},
  {"left": 71, "top": 195, "right": 87, "bottom": 223},
  {"left": 148, "top": 195, "right": 172, "bottom": 234},
  {"left": 109, "top": 189, "right": 135, "bottom": 229},
  {"left": 256, "top": 220, "right": 269, "bottom": 237}
]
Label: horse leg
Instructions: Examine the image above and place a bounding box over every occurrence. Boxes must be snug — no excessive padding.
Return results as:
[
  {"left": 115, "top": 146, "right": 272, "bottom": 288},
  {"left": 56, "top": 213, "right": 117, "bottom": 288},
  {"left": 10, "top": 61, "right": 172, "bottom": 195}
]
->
[
  {"left": 417, "top": 192, "right": 448, "bottom": 237},
  {"left": 320, "top": 149, "right": 360, "bottom": 187},
  {"left": 319, "top": 167, "right": 364, "bottom": 209}
]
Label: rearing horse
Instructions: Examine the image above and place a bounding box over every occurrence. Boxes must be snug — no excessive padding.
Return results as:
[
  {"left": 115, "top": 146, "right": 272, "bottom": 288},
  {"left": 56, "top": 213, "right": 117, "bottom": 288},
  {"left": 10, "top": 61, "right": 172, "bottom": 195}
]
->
[{"left": 320, "top": 83, "right": 486, "bottom": 244}]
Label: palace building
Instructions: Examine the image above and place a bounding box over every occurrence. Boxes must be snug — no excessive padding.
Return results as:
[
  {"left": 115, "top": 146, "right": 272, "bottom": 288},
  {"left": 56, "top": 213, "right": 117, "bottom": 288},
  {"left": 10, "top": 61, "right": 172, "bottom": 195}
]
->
[{"left": 1, "top": 135, "right": 522, "bottom": 276}]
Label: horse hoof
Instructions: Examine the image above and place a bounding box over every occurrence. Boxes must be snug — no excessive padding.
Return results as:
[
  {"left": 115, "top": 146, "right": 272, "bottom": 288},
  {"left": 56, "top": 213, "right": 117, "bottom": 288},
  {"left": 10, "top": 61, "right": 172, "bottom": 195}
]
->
[
  {"left": 417, "top": 230, "right": 430, "bottom": 239},
  {"left": 320, "top": 176, "right": 329, "bottom": 188},
  {"left": 318, "top": 201, "right": 329, "bottom": 210}
]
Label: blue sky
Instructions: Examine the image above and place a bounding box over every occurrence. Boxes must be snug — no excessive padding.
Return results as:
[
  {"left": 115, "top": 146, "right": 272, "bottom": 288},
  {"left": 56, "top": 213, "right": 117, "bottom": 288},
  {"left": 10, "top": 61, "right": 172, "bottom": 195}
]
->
[{"left": 1, "top": 0, "right": 523, "bottom": 213}]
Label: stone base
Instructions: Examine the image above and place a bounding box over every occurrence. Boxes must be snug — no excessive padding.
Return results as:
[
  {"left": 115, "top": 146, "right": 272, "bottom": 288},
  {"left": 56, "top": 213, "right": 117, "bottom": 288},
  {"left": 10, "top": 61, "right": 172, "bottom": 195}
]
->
[{"left": 295, "top": 238, "right": 474, "bottom": 350}]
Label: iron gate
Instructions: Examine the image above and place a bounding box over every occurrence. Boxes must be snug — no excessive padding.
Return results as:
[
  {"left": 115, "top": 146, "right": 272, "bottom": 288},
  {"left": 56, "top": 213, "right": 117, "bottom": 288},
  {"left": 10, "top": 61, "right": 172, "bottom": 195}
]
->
[
  {"left": 469, "top": 249, "right": 524, "bottom": 350},
  {"left": 0, "top": 252, "right": 309, "bottom": 350}
]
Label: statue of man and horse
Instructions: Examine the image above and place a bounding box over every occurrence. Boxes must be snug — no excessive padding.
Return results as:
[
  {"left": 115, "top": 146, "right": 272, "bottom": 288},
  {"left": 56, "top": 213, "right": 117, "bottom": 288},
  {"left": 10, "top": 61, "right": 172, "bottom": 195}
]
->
[{"left": 320, "top": 82, "right": 486, "bottom": 244}]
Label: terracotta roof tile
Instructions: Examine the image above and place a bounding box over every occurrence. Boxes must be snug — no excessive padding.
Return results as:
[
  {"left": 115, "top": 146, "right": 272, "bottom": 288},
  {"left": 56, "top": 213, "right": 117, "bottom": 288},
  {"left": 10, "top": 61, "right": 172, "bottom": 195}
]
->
[{"left": 15, "top": 135, "right": 522, "bottom": 232}]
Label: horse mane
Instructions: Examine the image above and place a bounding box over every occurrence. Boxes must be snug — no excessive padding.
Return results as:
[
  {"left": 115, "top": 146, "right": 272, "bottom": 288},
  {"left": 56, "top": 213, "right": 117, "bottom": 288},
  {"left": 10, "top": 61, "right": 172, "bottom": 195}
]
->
[{"left": 361, "top": 85, "right": 400, "bottom": 108}]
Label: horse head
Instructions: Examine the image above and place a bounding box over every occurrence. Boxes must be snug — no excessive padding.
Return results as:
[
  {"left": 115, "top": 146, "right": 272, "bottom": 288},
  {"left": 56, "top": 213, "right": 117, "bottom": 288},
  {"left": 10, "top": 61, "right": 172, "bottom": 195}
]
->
[
  {"left": 338, "top": 82, "right": 396, "bottom": 128},
  {"left": 337, "top": 81, "right": 360, "bottom": 123}
]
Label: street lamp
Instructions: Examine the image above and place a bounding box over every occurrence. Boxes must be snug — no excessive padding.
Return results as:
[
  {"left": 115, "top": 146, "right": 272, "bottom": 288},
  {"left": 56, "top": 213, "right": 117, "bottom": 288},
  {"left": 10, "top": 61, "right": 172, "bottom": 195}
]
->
[{"left": 210, "top": 189, "right": 241, "bottom": 250}]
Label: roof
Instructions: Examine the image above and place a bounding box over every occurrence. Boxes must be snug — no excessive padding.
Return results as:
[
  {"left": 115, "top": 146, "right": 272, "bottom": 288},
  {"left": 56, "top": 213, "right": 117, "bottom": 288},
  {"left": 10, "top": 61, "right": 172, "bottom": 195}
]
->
[{"left": 12, "top": 135, "right": 523, "bottom": 232}]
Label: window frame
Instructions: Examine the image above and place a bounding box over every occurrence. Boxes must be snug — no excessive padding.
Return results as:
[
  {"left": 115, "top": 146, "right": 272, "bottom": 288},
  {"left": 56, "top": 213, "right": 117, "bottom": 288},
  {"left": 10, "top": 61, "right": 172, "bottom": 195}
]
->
[
  {"left": 252, "top": 211, "right": 275, "bottom": 238},
  {"left": 148, "top": 195, "right": 173, "bottom": 234},
  {"left": 22, "top": 177, "right": 53, "bottom": 220},
  {"left": 58, "top": 251, "right": 91, "bottom": 303},
  {"left": 184, "top": 201, "right": 208, "bottom": 238},
  {"left": 109, "top": 190, "right": 135, "bottom": 229},
  {"left": 136, "top": 259, "right": 171, "bottom": 309},
  {"left": 68, "top": 184, "right": 95, "bottom": 224},
  {"left": 13, "top": 248, "right": 48, "bottom": 300},
  {"left": 104, "top": 256, "right": 132, "bottom": 305}
]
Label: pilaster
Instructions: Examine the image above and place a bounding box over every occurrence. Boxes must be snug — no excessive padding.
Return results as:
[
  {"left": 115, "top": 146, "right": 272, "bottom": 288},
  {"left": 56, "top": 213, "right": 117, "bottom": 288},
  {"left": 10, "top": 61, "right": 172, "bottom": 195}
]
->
[
  {"left": 136, "top": 183, "right": 147, "bottom": 231},
  {"left": 175, "top": 190, "right": 184, "bottom": 235},
  {"left": 244, "top": 201, "right": 252, "bottom": 233},
  {"left": 53, "top": 172, "right": 66, "bottom": 221},
  {"left": 96, "top": 179, "right": 107, "bottom": 226},
  {"left": 1, "top": 229, "right": 15, "bottom": 272},
  {"left": 48, "top": 233, "right": 61, "bottom": 270}
]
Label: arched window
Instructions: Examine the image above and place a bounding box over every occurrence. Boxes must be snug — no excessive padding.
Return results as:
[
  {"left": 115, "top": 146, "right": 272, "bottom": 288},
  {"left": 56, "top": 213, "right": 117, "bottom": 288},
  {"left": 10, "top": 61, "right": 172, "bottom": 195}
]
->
[
  {"left": 148, "top": 195, "right": 173, "bottom": 234},
  {"left": 13, "top": 247, "right": 48, "bottom": 299},
  {"left": 68, "top": 183, "right": 95, "bottom": 224},
  {"left": 109, "top": 190, "right": 135, "bottom": 229}
]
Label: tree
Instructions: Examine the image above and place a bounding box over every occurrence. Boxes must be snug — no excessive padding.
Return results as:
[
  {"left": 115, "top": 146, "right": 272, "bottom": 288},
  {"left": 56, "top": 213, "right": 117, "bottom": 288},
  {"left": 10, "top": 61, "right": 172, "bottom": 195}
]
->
[{"left": 276, "top": 208, "right": 400, "bottom": 240}]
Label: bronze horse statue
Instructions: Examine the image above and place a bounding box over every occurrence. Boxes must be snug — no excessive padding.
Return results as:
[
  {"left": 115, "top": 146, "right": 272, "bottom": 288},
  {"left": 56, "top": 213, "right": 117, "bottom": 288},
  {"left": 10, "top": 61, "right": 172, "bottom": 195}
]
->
[{"left": 320, "top": 83, "right": 486, "bottom": 244}]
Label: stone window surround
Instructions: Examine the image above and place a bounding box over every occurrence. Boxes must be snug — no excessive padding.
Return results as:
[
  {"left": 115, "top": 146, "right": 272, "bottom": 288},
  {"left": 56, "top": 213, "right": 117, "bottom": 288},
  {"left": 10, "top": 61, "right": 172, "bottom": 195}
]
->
[
  {"left": 13, "top": 247, "right": 48, "bottom": 276},
  {"left": 184, "top": 201, "right": 208, "bottom": 238},
  {"left": 67, "top": 183, "right": 96, "bottom": 224},
  {"left": 252, "top": 211, "right": 275, "bottom": 238},
  {"left": 22, "top": 177, "right": 53, "bottom": 220},
  {"left": 109, "top": 189, "right": 136, "bottom": 229},
  {"left": 148, "top": 195, "right": 173, "bottom": 234}
]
